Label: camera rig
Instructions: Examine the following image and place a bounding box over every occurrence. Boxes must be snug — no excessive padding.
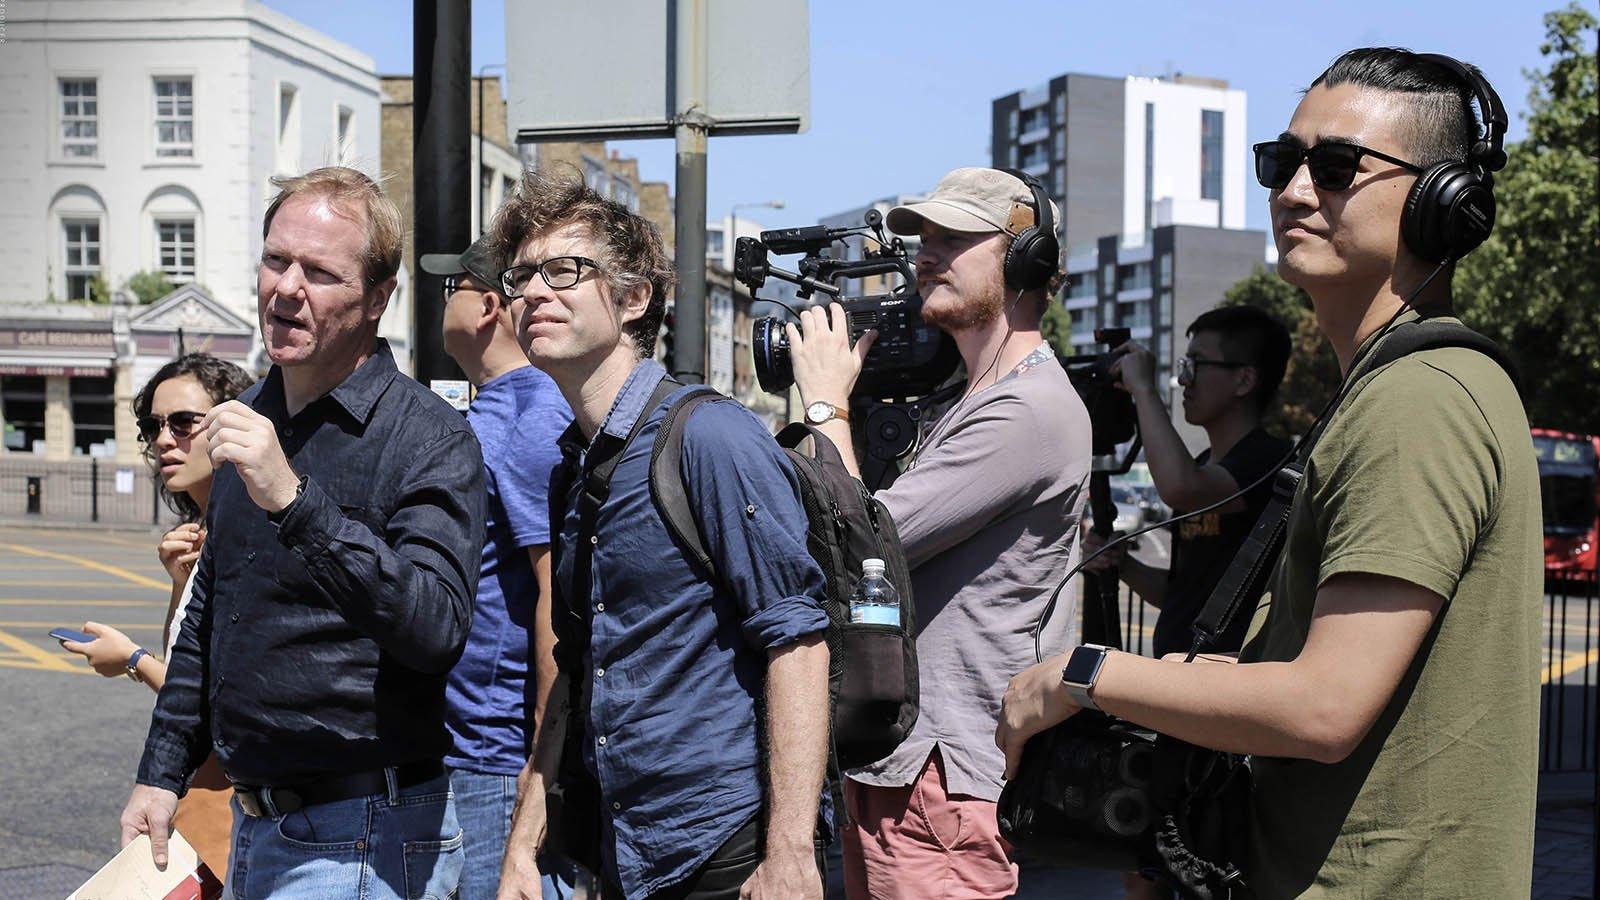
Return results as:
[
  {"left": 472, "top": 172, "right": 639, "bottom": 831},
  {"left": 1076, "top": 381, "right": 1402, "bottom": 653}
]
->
[{"left": 736, "top": 209, "right": 960, "bottom": 401}]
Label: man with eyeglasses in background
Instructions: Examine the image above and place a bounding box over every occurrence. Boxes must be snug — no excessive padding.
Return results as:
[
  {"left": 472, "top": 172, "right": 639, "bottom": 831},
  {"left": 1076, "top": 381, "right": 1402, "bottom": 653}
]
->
[
  {"left": 998, "top": 48, "right": 1542, "bottom": 897},
  {"left": 422, "top": 236, "right": 574, "bottom": 899},
  {"left": 491, "top": 171, "right": 831, "bottom": 900},
  {"left": 1084, "top": 306, "right": 1291, "bottom": 661}
]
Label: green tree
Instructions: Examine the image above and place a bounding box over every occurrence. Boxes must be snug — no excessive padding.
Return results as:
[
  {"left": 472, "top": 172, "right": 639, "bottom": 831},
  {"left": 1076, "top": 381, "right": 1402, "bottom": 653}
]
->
[
  {"left": 1040, "top": 298, "right": 1075, "bottom": 359},
  {"left": 1456, "top": 3, "right": 1599, "bottom": 433},
  {"left": 1221, "top": 266, "right": 1341, "bottom": 439},
  {"left": 124, "top": 270, "right": 176, "bottom": 305}
]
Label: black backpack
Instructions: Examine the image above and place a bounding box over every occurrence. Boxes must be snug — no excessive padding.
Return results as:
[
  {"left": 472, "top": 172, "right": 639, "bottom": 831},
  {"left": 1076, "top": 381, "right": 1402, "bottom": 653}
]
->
[{"left": 648, "top": 383, "right": 920, "bottom": 771}]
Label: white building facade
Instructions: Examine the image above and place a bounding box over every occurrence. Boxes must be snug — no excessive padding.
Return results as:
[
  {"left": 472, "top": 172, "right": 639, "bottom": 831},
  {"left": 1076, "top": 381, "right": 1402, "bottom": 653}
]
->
[{"left": 0, "top": 0, "right": 382, "bottom": 325}]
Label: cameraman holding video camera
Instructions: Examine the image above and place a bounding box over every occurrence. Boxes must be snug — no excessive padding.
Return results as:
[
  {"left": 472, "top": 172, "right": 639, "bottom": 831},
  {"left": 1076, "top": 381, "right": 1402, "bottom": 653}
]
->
[
  {"left": 1085, "top": 306, "right": 1291, "bottom": 659},
  {"left": 998, "top": 49, "right": 1542, "bottom": 897},
  {"left": 788, "top": 167, "right": 1092, "bottom": 899}
]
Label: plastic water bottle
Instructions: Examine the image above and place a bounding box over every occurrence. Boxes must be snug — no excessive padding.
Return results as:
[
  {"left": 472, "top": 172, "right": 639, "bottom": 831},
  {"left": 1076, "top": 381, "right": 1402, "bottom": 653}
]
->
[{"left": 849, "top": 559, "right": 901, "bottom": 627}]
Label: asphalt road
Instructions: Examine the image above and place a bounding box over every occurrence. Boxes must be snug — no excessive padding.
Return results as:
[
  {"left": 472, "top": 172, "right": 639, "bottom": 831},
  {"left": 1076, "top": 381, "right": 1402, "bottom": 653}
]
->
[{"left": 0, "top": 522, "right": 1590, "bottom": 899}]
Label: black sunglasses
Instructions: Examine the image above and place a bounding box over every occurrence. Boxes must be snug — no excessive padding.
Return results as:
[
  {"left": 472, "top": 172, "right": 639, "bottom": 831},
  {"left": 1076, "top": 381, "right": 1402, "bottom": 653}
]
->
[
  {"left": 1253, "top": 140, "right": 1423, "bottom": 191},
  {"left": 137, "top": 410, "right": 205, "bottom": 443}
]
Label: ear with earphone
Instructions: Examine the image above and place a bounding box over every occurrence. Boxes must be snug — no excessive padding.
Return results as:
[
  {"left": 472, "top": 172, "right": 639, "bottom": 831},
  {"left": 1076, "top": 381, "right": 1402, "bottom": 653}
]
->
[
  {"left": 1400, "top": 53, "right": 1509, "bottom": 263},
  {"left": 994, "top": 168, "right": 1061, "bottom": 292}
]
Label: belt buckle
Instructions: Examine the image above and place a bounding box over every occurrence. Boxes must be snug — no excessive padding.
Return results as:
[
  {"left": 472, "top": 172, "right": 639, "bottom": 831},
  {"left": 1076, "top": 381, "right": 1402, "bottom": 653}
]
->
[
  {"left": 235, "top": 787, "right": 267, "bottom": 818},
  {"left": 236, "top": 785, "right": 299, "bottom": 818}
]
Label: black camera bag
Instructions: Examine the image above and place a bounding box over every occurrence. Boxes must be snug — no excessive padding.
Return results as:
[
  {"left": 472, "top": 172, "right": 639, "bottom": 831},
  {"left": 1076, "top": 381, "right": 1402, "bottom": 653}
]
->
[{"left": 997, "top": 317, "right": 1519, "bottom": 899}]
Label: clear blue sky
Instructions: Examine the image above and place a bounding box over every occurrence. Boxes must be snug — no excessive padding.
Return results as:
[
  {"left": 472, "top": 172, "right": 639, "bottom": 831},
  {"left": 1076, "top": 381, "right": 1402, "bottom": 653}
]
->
[{"left": 264, "top": 0, "right": 1561, "bottom": 235}]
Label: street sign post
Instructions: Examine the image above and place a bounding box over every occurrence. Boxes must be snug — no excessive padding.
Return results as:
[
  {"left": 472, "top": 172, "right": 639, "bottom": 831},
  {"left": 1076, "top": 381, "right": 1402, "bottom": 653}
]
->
[{"left": 504, "top": 0, "right": 810, "bottom": 384}]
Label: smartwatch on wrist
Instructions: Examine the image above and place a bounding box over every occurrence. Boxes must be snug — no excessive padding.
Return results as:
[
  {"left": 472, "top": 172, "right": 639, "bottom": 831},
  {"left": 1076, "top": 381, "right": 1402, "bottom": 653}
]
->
[
  {"left": 126, "top": 647, "right": 150, "bottom": 683},
  {"left": 1061, "top": 643, "right": 1113, "bottom": 711}
]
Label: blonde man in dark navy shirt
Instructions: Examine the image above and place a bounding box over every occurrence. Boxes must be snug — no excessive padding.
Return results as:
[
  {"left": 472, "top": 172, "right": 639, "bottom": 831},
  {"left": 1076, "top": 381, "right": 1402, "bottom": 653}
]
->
[
  {"left": 492, "top": 172, "right": 831, "bottom": 900},
  {"left": 120, "top": 167, "right": 486, "bottom": 899}
]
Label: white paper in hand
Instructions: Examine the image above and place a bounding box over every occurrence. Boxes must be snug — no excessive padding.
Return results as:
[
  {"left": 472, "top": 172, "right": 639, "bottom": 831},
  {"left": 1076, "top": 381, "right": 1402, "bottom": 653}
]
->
[{"left": 67, "top": 830, "right": 223, "bottom": 900}]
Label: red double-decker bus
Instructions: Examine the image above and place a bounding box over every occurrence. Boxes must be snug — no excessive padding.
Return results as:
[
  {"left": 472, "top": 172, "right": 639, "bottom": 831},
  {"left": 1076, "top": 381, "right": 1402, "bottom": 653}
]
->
[{"left": 1532, "top": 429, "right": 1600, "bottom": 577}]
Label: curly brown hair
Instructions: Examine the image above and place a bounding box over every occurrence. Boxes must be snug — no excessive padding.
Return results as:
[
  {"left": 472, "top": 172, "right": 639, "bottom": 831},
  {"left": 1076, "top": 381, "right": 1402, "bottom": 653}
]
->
[{"left": 489, "top": 168, "right": 674, "bottom": 358}]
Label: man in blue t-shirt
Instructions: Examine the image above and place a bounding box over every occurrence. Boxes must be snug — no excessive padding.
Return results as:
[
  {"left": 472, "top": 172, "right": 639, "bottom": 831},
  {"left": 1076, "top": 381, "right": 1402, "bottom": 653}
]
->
[{"left": 424, "top": 237, "right": 574, "bottom": 899}]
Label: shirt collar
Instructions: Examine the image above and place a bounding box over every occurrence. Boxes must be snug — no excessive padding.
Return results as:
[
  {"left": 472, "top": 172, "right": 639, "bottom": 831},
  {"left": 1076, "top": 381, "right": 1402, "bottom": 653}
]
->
[
  {"left": 555, "top": 358, "right": 668, "bottom": 462},
  {"left": 257, "top": 339, "right": 399, "bottom": 425}
]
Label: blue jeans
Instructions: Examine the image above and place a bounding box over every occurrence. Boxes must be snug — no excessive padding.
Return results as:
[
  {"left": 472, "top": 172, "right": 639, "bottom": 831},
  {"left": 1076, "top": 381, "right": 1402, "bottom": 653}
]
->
[
  {"left": 222, "top": 772, "right": 463, "bottom": 900},
  {"left": 449, "top": 768, "right": 573, "bottom": 900}
]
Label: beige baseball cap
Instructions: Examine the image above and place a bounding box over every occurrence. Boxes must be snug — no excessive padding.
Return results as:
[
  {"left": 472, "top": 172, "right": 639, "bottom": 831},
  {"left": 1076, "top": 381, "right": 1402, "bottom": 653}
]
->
[{"left": 886, "top": 167, "right": 1061, "bottom": 237}]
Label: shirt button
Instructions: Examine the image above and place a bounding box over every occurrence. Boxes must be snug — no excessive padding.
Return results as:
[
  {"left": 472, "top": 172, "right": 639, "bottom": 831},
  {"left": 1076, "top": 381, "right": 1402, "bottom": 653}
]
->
[
  {"left": 589, "top": 535, "right": 599, "bottom": 545},
  {"left": 595, "top": 602, "right": 605, "bottom": 613},
  {"left": 596, "top": 668, "right": 604, "bottom": 678},
  {"left": 282, "top": 426, "right": 294, "bottom": 438},
  {"left": 246, "top": 552, "right": 256, "bottom": 563},
  {"left": 597, "top": 736, "right": 607, "bottom": 746},
  {"left": 612, "top": 801, "right": 621, "bottom": 811},
  {"left": 230, "top": 612, "right": 240, "bottom": 623}
]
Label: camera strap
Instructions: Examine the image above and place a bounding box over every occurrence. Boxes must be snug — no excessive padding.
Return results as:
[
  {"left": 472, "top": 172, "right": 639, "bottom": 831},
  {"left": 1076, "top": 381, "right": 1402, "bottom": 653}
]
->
[{"left": 1184, "top": 314, "right": 1520, "bottom": 658}]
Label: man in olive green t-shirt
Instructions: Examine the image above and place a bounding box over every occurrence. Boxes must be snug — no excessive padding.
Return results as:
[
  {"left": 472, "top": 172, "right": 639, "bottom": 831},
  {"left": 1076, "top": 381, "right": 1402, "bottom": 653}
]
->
[{"left": 996, "top": 48, "right": 1542, "bottom": 898}]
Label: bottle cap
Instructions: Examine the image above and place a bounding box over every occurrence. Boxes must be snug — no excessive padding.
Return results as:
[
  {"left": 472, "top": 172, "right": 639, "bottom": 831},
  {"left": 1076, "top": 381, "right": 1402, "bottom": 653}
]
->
[{"left": 862, "top": 558, "right": 886, "bottom": 574}]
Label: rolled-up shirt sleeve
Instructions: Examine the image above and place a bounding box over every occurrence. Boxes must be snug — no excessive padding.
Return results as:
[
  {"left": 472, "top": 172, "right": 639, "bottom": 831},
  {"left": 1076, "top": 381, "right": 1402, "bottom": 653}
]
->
[{"left": 680, "top": 399, "right": 829, "bottom": 651}]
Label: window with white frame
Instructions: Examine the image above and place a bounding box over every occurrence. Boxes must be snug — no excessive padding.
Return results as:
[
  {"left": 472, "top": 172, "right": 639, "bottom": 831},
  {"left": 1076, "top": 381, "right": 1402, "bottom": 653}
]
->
[
  {"left": 612, "top": 177, "right": 637, "bottom": 212},
  {"left": 60, "top": 79, "right": 99, "bottom": 158},
  {"left": 157, "top": 219, "right": 197, "bottom": 282},
  {"left": 62, "top": 220, "right": 102, "bottom": 300},
  {"left": 154, "top": 77, "right": 194, "bottom": 157},
  {"left": 581, "top": 156, "right": 609, "bottom": 196},
  {"left": 276, "top": 84, "right": 300, "bottom": 172},
  {"left": 336, "top": 105, "right": 355, "bottom": 163}
]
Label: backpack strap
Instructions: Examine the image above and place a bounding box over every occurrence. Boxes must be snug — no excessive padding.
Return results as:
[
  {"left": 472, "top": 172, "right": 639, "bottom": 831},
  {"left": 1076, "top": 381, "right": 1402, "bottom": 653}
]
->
[
  {"left": 1361, "top": 317, "right": 1521, "bottom": 392},
  {"left": 648, "top": 386, "right": 725, "bottom": 583}
]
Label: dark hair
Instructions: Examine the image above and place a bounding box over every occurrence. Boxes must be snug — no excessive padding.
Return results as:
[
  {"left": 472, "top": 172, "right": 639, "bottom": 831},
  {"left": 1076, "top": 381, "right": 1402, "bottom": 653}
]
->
[
  {"left": 489, "top": 168, "right": 675, "bottom": 358},
  {"left": 132, "top": 353, "right": 255, "bottom": 522},
  {"left": 1308, "top": 48, "right": 1480, "bottom": 168},
  {"left": 1187, "top": 306, "right": 1291, "bottom": 412}
]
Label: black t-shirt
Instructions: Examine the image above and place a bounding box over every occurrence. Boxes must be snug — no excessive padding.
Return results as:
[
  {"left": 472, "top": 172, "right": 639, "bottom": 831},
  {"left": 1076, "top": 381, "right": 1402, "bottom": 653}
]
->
[{"left": 1152, "top": 426, "right": 1292, "bottom": 657}]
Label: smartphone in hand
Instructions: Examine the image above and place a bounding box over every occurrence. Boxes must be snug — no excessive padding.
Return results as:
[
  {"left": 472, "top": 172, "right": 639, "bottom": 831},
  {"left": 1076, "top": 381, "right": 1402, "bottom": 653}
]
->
[{"left": 49, "top": 627, "right": 95, "bottom": 644}]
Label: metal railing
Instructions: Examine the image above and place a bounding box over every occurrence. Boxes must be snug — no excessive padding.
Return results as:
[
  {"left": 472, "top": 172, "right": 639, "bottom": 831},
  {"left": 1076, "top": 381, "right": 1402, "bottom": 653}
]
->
[
  {"left": 1541, "top": 572, "right": 1597, "bottom": 774},
  {"left": 0, "top": 456, "right": 169, "bottom": 525}
]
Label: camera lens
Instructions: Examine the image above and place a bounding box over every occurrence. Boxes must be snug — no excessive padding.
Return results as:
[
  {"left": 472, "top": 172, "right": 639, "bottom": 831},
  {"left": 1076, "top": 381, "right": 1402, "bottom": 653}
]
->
[{"left": 752, "top": 317, "right": 794, "bottom": 394}]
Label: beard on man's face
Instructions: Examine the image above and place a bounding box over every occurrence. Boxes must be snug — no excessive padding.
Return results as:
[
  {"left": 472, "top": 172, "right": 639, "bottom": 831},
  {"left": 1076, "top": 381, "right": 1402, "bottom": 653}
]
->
[{"left": 921, "top": 275, "right": 1006, "bottom": 333}]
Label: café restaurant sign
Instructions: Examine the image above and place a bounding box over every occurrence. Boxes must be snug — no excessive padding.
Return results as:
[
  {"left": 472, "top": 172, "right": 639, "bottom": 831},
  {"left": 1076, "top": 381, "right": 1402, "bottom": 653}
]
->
[{"left": 0, "top": 328, "right": 114, "bottom": 350}]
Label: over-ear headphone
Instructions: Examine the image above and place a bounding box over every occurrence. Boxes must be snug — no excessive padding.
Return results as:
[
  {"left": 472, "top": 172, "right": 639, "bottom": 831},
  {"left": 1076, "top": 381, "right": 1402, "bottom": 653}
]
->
[
  {"left": 1401, "top": 53, "right": 1508, "bottom": 263},
  {"left": 995, "top": 168, "right": 1061, "bottom": 292}
]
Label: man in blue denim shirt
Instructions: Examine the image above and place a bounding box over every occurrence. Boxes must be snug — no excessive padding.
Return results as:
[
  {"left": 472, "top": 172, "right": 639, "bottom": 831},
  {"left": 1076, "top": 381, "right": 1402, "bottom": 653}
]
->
[{"left": 491, "top": 172, "right": 832, "bottom": 900}]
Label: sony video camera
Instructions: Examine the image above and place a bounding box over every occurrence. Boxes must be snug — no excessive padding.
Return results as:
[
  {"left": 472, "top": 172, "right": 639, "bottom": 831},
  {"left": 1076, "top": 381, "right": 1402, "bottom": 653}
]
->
[
  {"left": 1060, "top": 327, "right": 1138, "bottom": 456},
  {"left": 737, "top": 209, "right": 959, "bottom": 399}
]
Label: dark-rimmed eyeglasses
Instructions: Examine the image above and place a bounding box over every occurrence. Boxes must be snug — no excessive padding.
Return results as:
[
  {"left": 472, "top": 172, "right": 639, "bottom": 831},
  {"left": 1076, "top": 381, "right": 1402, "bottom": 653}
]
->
[
  {"left": 1252, "top": 140, "right": 1423, "bottom": 192},
  {"left": 498, "top": 256, "right": 600, "bottom": 299},
  {"left": 1177, "top": 355, "right": 1251, "bottom": 384},
  {"left": 137, "top": 410, "right": 205, "bottom": 443}
]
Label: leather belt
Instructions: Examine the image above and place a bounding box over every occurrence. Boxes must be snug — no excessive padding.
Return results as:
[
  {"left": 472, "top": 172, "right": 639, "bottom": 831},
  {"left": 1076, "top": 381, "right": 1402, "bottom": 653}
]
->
[{"left": 232, "top": 759, "right": 444, "bottom": 818}]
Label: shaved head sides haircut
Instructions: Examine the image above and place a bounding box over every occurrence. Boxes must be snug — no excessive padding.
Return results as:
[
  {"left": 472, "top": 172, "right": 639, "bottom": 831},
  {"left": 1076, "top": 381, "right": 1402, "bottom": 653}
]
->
[{"left": 1308, "top": 47, "right": 1481, "bottom": 168}]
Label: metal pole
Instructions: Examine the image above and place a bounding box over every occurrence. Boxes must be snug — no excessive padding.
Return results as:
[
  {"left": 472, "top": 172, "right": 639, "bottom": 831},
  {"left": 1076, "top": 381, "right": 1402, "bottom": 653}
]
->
[
  {"left": 413, "top": 0, "right": 470, "bottom": 389},
  {"left": 671, "top": 0, "right": 710, "bottom": 384},
  {"left": 91, "top": 457, "right": 99, "bottom": 523}
]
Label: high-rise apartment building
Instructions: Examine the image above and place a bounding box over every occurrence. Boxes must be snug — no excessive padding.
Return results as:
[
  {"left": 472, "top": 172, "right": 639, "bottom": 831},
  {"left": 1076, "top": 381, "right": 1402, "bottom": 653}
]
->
[{"left": 991, "top": 72, "right": 1247, "bottom": 252}]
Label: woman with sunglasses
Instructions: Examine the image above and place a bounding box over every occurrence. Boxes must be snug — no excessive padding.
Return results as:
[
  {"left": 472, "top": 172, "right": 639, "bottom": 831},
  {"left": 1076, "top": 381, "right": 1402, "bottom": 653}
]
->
[{"left": 60, "top": 352, "right": 254, "bottom": 874}]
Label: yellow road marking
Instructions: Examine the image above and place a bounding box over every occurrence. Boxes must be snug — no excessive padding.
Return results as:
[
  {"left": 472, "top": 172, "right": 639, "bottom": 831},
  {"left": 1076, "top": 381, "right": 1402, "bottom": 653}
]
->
[
  {"left": 0, "top": 579, "right": 172, "bottom": 589},
  {"left": 0, "top": 627, "right": 77, "bottom": 671},
  {"left": 0, "top": 544, "right": 168, "bottom": 590},
  {"left": 1543, "top": 648, "right": 1600, "bottom": 684},
  {"left": 0, "top": 620, "right": 162, "bottom": 629},
  {"left": 0, "top": 658, "right": 95, "bottom": 675},
  {"left": 0, "top": 599, "right": 166, "bottom": 607}
]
